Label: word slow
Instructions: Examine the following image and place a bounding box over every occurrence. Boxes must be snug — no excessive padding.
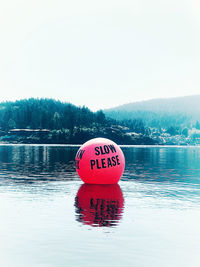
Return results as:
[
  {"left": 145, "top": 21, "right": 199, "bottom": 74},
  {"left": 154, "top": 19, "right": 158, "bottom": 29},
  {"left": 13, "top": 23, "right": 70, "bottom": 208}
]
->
[{"left": 94, "top": 145, "right": 116, "bottom": 155}]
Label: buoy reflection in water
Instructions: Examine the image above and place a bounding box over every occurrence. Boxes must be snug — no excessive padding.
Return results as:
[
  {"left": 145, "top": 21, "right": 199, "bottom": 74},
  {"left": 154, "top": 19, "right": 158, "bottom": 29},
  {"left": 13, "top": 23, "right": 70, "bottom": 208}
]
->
[{"left": 75, "top": 184, "right": 124, "bottom": 227}]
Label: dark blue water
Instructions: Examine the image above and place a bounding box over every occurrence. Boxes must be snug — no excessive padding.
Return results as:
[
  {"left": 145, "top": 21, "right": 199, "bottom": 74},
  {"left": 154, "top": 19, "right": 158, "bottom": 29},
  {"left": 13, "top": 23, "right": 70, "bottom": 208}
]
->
[{"left": 0, "top": 145, "right": 199, "bottom": 267}]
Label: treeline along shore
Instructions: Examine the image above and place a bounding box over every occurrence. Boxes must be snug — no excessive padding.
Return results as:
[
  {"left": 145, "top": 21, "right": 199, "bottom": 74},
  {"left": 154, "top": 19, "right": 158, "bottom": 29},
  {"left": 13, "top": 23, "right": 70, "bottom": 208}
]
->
[
  {"left": 1, "top": 98, "right": 200, "bottom": 145},
  {"left": 0, "top": 98, "right": 155, "bottom": 145}
]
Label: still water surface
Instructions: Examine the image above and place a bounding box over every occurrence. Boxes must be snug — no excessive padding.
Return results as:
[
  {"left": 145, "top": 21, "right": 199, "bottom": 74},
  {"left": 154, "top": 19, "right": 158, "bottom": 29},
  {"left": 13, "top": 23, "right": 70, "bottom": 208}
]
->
[{"left": 0, "top": 145, "right": 200, "bottom": 267}]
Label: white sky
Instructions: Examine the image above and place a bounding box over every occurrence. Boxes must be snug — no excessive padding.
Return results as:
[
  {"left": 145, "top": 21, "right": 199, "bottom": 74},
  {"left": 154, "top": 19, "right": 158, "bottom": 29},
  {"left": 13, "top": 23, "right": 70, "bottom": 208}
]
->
[{"left": 0, "top": 0, "right": 200, "bottom": 110}]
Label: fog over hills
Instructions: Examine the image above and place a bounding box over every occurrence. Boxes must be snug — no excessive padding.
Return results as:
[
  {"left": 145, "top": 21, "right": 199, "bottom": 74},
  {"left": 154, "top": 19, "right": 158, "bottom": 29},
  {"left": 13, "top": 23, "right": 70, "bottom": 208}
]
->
[{"left": 104, "top": 95, "right": 200, "bottom": 128}]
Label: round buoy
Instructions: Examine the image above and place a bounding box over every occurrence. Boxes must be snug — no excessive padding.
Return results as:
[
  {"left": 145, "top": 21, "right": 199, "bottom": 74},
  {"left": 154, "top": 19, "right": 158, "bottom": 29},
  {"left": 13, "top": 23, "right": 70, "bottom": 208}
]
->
[
  {"left": 75, "top": 184, "right": 124, "bottom": 227},
  {"left": 75, "top": 138, "right": 125, "bottom": 184}
]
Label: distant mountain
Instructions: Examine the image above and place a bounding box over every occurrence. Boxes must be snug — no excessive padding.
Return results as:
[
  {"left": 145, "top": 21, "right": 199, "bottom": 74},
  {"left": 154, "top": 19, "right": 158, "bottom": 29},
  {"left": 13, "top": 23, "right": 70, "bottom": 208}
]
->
[{"left": 104, "top": 95, "right": 200, "bottom": 128}]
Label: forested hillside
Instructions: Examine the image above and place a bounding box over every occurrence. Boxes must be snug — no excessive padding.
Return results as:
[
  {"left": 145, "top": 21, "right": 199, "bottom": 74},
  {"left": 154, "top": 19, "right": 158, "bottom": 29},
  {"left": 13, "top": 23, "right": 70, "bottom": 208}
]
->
[
  {"left": 1, "top": 97, "right": 200, "bottom": 145},
  {"left": 0, "top": 98, "right": 105, "bottom": 130},
  {"left": 103, "top": 95, "right": 200, "bottom": 145},
  {"left": 0, "top": 98, "right": 155, "bottom": 145},
  {"left": 104, "top": 95, "right": 200, "bottom": 129}
]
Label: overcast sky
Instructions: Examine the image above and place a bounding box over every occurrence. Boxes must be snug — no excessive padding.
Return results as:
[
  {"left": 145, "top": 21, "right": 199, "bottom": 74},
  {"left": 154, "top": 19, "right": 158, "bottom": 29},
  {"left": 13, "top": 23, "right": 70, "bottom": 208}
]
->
[{"left": 0, "top": 0, "right": 200, "bottom": 110}]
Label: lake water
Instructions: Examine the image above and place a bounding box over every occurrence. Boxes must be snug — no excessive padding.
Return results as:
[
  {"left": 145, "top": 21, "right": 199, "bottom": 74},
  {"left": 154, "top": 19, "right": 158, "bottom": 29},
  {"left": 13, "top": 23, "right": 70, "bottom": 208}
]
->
[{"left": 0, "top": 145, "right": 200, "bottom": 267}]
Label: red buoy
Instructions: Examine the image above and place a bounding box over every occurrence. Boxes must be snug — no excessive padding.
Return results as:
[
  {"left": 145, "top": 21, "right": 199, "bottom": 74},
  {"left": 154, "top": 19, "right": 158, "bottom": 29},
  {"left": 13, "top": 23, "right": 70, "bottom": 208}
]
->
[{"left": 75, "top": 138, "right": 125, "bottom": 184}]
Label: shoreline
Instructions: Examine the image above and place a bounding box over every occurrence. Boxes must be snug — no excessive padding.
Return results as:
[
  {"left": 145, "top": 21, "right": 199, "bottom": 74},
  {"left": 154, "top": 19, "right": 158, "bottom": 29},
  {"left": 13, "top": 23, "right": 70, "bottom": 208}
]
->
[{"left": 0, "top": 142, "right": 199, "bottom": 148}]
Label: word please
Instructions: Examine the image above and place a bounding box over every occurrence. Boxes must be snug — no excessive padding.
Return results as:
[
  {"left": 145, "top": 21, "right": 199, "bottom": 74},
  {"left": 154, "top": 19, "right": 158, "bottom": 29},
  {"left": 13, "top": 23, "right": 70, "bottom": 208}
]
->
[{"left": 90, "top": 155, "right": 120, "bottom": 170}]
